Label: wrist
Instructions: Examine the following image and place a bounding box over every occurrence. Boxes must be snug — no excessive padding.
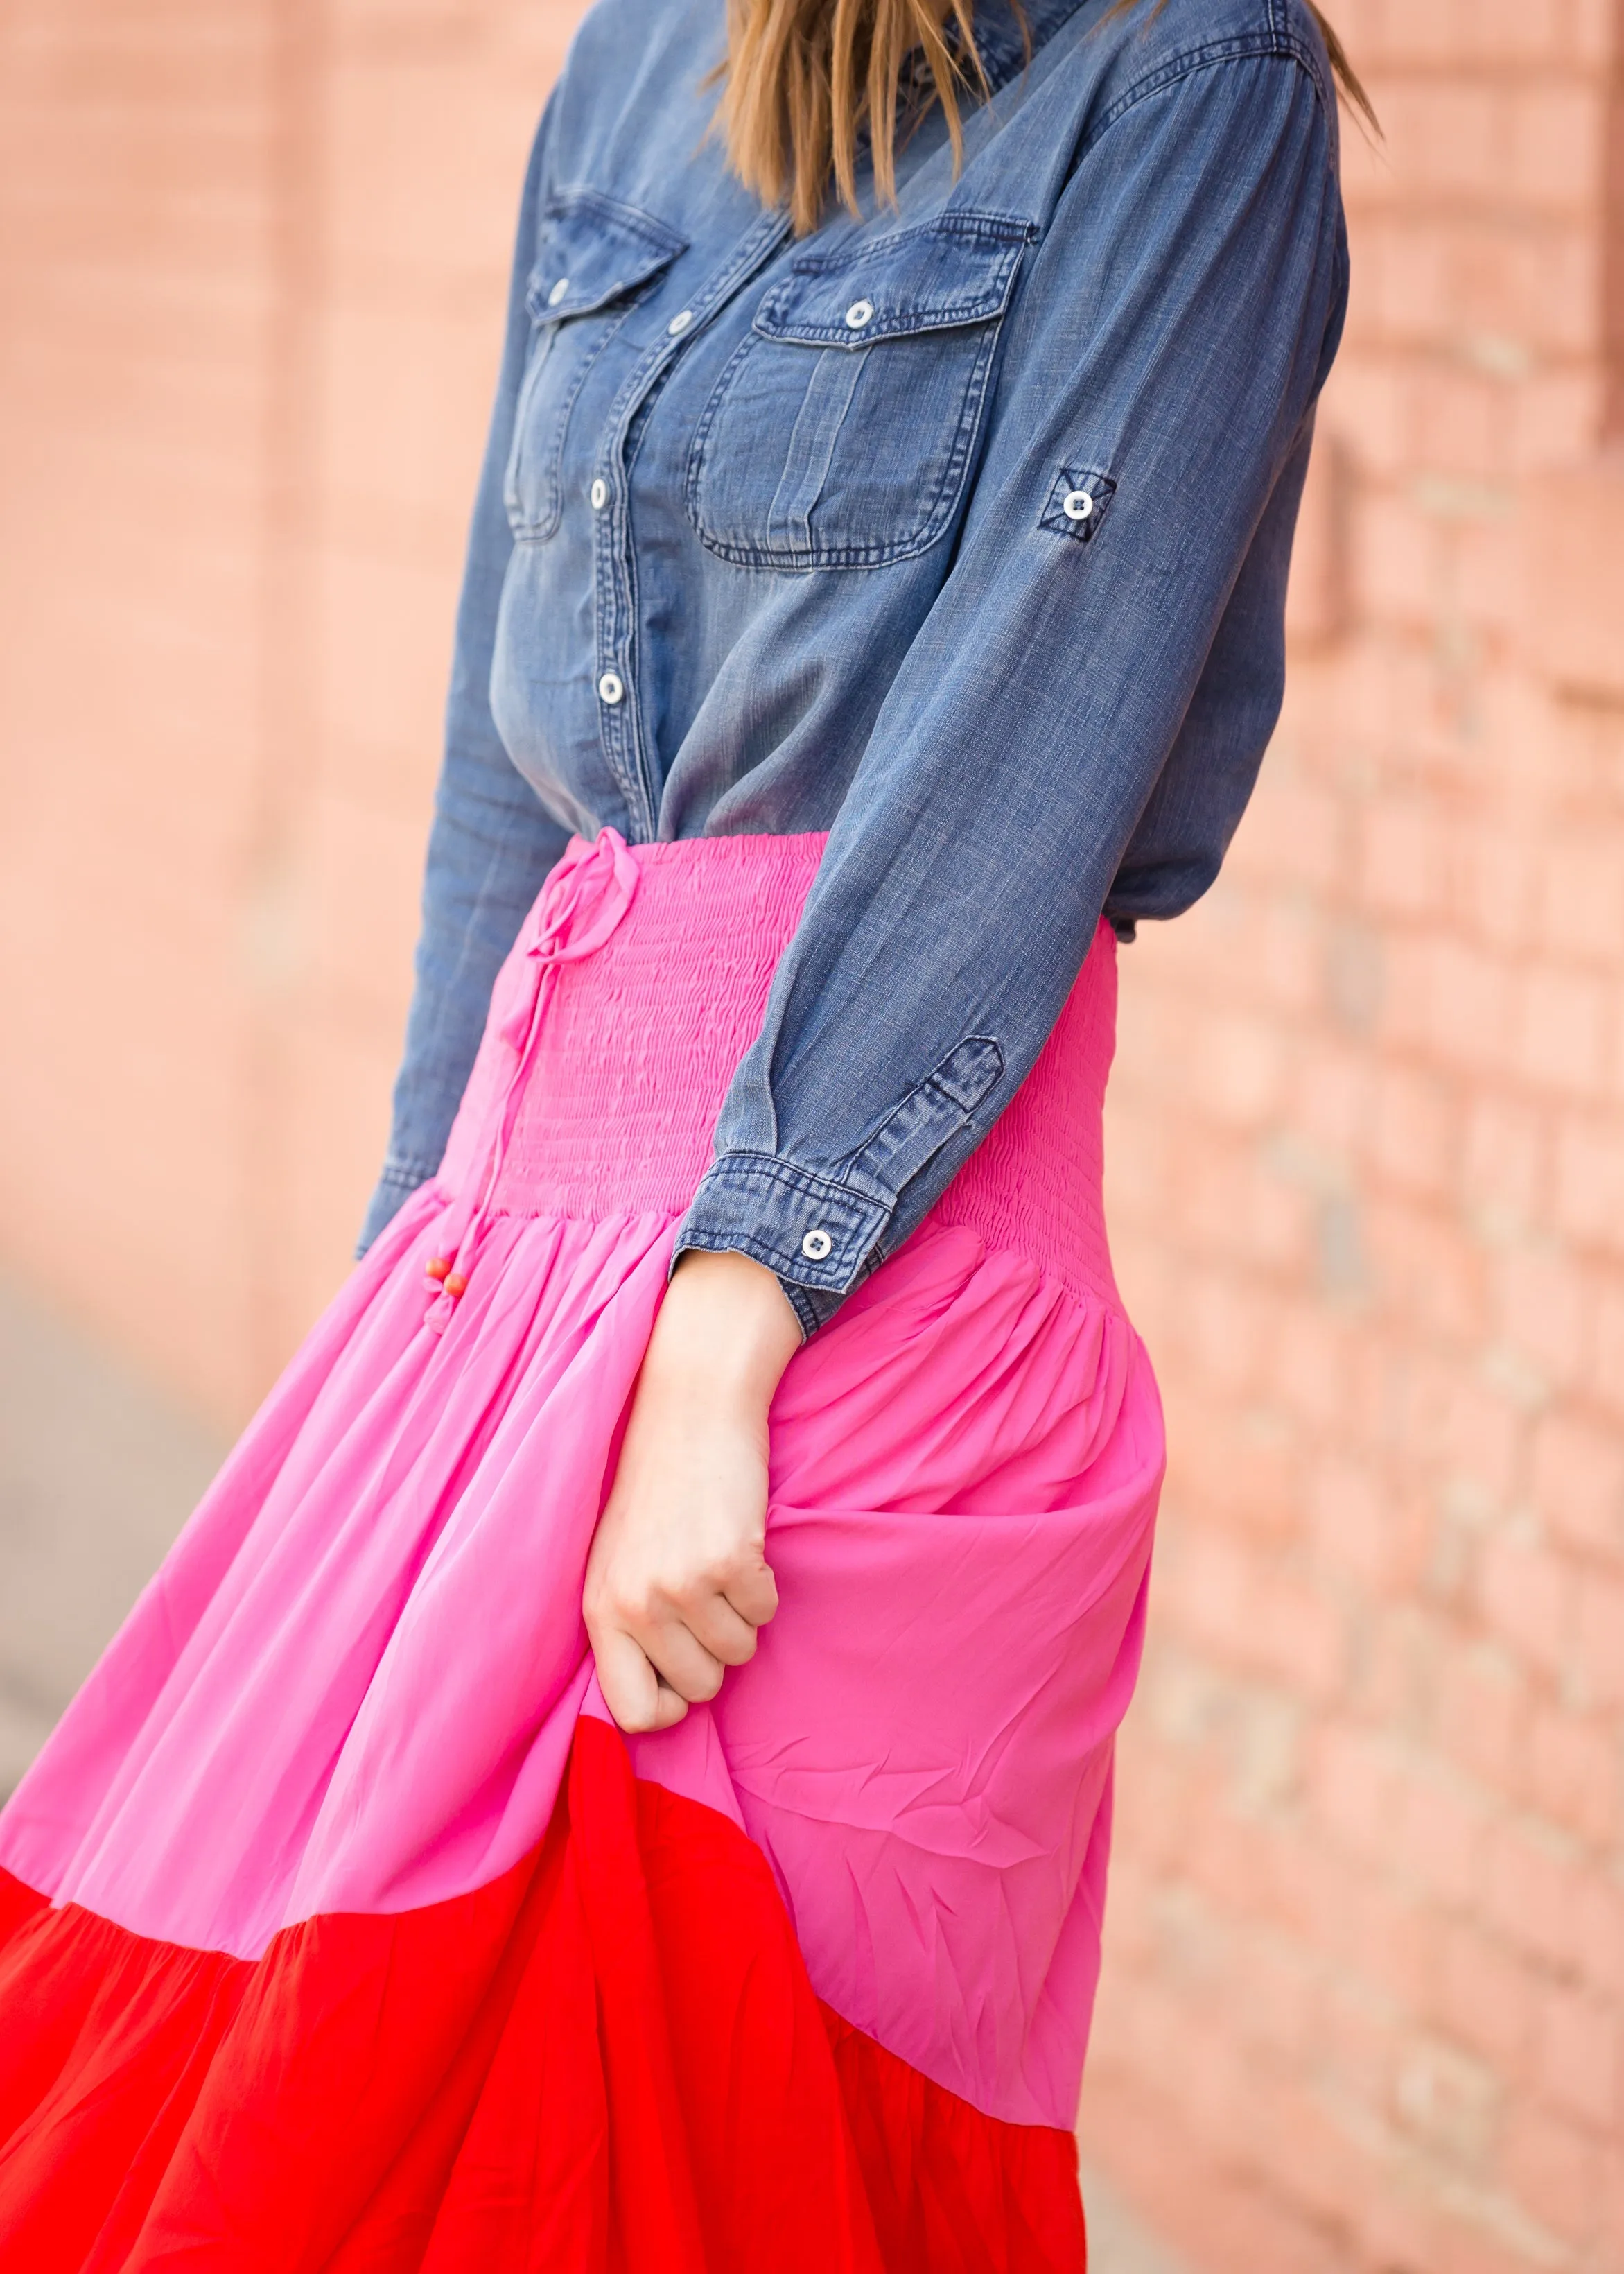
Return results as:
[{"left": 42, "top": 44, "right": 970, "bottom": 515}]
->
[{"left": 647, "top": 1249, "right": 801, "bottom": 1411}]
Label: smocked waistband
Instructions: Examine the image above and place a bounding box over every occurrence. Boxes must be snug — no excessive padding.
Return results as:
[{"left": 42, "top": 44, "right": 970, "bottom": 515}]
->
[{"left": 434, "top": 831, "right": 1120, "bottom": 1315}]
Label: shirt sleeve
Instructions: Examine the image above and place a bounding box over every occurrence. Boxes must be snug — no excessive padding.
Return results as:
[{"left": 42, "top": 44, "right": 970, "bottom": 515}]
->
[
  {"left": 358, "top": 104, "right": 573, "bottom": 1255},
  {"left": 674, "top": 49, "right": 1349, "bottom": 1334}
]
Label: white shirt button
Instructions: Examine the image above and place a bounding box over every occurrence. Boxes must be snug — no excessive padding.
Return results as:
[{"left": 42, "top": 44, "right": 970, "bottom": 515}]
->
[
  {"left": 1062, "top": 489, "right": 1095, "bottom": 522},
  {"left": 667, "top": 308, "right": 694, "bottom": 336},
  {"left": 590, "top": 477, "right": 608, "bottom": 510},
  {"left": 597, "top": 670, "right": 625, "bottom": 706},
  {"left": 800, "top": 1228, "right": 834, "bottom": 1262},
  {"left": 844, "top": 299, "right": 875, "bottom": 330},
  {"left": 547, "top": 277, "right": 570, "bottom": 306}
]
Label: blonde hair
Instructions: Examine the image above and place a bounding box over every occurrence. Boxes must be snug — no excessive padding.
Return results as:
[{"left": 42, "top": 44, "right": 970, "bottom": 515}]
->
[{"left": 717, "top": 0, "right": 1376, "bottom": 236}]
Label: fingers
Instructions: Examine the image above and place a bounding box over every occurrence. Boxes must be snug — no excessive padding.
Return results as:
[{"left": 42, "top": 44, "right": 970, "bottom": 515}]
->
[
  {"left": 591, "top": 1624, "right": 660, "bottom": 1731},
  {"left": 641, "top": 1616, "right": 728, "bottom": 1705},
  {"left": 587, "top": 1573, "right": 775, "bottom": 1735},
  {"left": 581, "top": 1352, "right": 784, "bottom": 1735},
  {"left": 724, "top": 1560, "right": 779, "bottom": 1632},
  {"left": 591, "top": 1624, "right": 690, "bottom": 1734},
  {"left": 585, "top": 1585, "right": 733, "bottom": 1728},
  {"left": 685, "top": 1589, "right": 765, "bottom": 1668}
]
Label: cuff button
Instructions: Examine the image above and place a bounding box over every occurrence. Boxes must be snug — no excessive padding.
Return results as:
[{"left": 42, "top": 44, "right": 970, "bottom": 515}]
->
[{"left": 800, "top": 1227, "right": 834, "bottom": 1262}]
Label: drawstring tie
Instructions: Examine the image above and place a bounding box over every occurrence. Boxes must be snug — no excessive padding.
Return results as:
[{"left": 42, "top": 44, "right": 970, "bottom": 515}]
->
[{"left": 423, "top": 828, "right": 640, "bottom": 1333}]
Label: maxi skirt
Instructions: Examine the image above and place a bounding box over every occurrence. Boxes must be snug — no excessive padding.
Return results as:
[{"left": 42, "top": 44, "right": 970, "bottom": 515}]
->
[{"left": 0, "top": 830, "right": 1164, "bottom": 2273}]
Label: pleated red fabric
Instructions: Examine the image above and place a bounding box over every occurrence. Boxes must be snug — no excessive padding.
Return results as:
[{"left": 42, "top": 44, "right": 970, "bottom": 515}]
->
[{"left": 0, "top": 1719, "right": 1088, "bottom": 2273}]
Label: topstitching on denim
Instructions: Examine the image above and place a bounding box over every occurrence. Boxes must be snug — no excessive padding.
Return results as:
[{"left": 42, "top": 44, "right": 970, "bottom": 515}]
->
[{"left": 360, "top": 0, "right": 1350, "bottom": 1325}]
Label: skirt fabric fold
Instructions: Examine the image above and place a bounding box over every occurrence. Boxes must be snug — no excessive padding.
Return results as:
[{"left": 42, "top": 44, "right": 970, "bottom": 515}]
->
[{"left": 0, "top": 831, "right": 1162, "bottom": 2270}]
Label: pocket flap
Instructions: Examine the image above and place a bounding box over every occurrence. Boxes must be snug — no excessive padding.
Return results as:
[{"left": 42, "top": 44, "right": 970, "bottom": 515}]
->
[
  {"left": 524, "top": 192, "right": 686, "bottom": 323},
  {"left": 754, "top": 212, "right": 1032, "bottom": 348}
]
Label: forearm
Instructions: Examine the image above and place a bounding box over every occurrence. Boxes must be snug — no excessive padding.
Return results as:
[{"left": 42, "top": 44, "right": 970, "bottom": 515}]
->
[
  {"left": 584, "top": 1249, "right": 800, "bottom": 1734},
  {"left": 645, "top": 1249, "right": 804, "bottom": 1409}
]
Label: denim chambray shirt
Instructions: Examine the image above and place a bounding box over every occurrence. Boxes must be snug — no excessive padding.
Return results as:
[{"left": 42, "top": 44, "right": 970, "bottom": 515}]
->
[{"left": 360, "top": 0, "right": 1349, "bottom": 1333}]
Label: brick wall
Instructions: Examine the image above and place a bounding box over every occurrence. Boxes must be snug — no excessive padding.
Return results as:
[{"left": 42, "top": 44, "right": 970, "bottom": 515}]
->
[
  {"left": 1, "top": 1, "right": 1621, "bottom": 2266},
  {"left": 0, "top": 0, "right": 281, "bottom": 1414},
  {"left": 0, "top": 0, "right": 568, "bottom": 1412},
  {"left": 1081, "top": 3, "right": 1624, "bottom": 2267}
]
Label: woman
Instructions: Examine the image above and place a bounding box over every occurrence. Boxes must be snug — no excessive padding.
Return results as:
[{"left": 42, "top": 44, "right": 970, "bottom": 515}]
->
[{"left": 0, "top": 0, "right": 1361, "bottom": 2264}]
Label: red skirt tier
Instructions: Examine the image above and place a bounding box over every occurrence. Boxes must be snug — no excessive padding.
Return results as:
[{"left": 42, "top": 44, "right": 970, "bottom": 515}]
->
[{"left": 0, "top": 1718, "right": 1088, "bottom": 2272}]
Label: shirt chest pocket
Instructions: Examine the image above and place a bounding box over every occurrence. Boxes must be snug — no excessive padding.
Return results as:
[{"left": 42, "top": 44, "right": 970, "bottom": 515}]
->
[
  {"left": 686, "top": 214, "right": 1031, "bottom": 571},
  {"left": 504, "top": 193, "right": 686, "bottom": 542}
]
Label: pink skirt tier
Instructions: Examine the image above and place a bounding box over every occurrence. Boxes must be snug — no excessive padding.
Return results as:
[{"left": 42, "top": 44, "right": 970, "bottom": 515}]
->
[{"left": 0, "top": 829, "right": 1163, "bottom": 2137}]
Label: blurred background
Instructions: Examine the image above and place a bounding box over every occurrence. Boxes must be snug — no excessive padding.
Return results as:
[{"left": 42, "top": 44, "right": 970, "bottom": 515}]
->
[{"left": 1, "top": 0, "right": 1623, "bottom": 2266}]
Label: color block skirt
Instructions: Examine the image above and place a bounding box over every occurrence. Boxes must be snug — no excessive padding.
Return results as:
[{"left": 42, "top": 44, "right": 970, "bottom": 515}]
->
[{"left": 0, "top": 831, "right": 1164, "bottom": 2272}]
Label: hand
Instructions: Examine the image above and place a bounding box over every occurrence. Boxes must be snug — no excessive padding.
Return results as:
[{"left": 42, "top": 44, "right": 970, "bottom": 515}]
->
[{"left": 584, "top": 1249, "right": 803, "bottom": 1733}]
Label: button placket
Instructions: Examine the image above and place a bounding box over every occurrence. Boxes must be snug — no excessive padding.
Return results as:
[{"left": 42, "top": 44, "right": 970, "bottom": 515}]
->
[
  {"left": 590, "top": 207, "right": 795, "bottom": 839},
  {"left": 588, "top": 422, "right": 638, "bottom": 814}
]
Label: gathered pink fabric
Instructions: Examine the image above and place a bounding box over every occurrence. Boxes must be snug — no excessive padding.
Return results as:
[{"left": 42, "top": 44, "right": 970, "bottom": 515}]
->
[{"left": 0, "top": 831, "right": 1162, "bottom": 2131}]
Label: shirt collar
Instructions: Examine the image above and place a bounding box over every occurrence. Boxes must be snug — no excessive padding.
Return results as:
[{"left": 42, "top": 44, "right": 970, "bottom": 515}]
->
[{"left": 973, "top": 0, "right": 1097, "bottom": 96}]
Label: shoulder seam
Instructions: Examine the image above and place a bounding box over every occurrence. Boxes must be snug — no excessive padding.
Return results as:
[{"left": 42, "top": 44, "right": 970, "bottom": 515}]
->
[{"left": 1089, "top": 26, "right": 1331, "bottom": 148}]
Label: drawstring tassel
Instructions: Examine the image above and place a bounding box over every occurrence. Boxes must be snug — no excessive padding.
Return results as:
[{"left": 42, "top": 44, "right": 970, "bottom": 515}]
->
[
  {"left": 423, "top": 1254, "right": 469, "bottom": 1331},
  {"left": 416, "top": 826, "right": 643, "bottom": 1338}
]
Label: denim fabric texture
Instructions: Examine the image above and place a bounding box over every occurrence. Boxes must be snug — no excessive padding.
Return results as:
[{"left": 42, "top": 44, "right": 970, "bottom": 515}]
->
[{"left": 361, "top": 0, "right": 1350, "bottom": 1333}]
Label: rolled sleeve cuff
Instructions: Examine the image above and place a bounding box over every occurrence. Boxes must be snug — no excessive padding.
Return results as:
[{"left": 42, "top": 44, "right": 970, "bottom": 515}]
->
[{"left": 672, "top": 1152, "right": 893, "bottom": 1337}]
